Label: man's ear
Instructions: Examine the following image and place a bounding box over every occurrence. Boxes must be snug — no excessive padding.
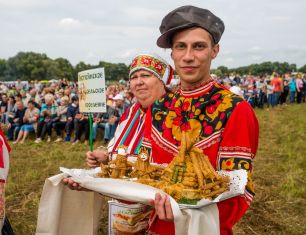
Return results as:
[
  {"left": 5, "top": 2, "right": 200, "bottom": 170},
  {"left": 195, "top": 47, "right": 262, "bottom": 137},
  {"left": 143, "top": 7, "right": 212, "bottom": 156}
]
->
[
  {"left": 211, "top": 44, "right": 220, "bottom": 59},
  {"left": 170, "top": 51, "right": 173, "bottom": 59}
]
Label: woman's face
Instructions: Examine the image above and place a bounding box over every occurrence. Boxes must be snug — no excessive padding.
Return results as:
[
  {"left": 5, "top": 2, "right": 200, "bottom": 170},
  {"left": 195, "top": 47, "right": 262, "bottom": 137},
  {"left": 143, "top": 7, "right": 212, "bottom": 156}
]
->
[
  {"left": 8, "top": 97, "right": 14, "bottom": 103},
  {"left": 129, "top": 69, "right": 166, "bottom": 108},
  {"left": 28, "top": 102, "right": 34, "bottom": 109},
  {"left": 45, "top": 98, "right": 53, "bottom": 105}
]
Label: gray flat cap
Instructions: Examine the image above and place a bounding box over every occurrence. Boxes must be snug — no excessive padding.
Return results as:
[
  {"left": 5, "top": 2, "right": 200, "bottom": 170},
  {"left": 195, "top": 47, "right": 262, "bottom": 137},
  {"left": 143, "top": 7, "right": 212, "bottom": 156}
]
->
[{"left": 157, "top": 5, "right": 225, "bottom": 48}]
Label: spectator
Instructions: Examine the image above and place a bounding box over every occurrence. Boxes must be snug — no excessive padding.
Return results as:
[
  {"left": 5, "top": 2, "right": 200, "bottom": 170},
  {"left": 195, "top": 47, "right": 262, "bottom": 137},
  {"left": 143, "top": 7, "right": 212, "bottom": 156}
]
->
[
  {"left": 112, "top": 94, "right": 130, "bottom": 116},
  {"left": 35, "top": 94, "right": 57, "bottom": 143},
  {"left": 266, "top": 80, "right": 274, "bottom": 108},
  {"left": 92, "top": 105, "right": 120, "bottom": 144},
  {"left": 257, "top": 77, "right": 267, "bottom": 108},
  {"left": 7, "top": 100, "right": 26, "bottom": 141},
  {"left": 296, "top": 74, "right": 303, "bottom": 104},
  {"left": 72, "top": 110, "right": 89, "bottom": 145},
  {"left": 15, "top": 79, "right": 24, "bottom": 91},
  {"left": 280, "top": 75, "right": 289, "bottom": 105},
  {"left": 289, "top": 76, "right": 297, "bottom": 103},
  {"left": 271, "top": 72, "right": 283, "bottom": 106},
  {"left": 20, "top": 90, "right": 30, "bottom": 107},
  {"left": 5, "top": 96, "right": 16, "bottom": 124},
  {"left": 65, "top": 95, "right": 79, "bottom": 142},
  {"left": 53, "top": 96, "right": 69, "bottom": 142},
  {"left": 302, "top": 74, "right": 306, "bottom": 102},
  {"left": 13, "top": 100, "right": 39, "bottom": 144},
  {"left": 0, "top": 94, "right": 8, "bottom": 124}
]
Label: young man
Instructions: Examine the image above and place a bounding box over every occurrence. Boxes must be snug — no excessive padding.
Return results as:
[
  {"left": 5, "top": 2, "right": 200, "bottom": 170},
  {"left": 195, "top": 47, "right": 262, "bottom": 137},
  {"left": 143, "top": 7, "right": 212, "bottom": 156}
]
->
[{"left": 148, "top": 5, "right": 259, "bottom": 235}]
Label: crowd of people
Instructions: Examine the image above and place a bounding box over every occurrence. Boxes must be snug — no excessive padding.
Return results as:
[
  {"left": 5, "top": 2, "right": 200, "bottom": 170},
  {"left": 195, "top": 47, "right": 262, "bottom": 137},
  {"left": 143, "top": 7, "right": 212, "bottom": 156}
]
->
[
  {"left": 218, "top": 72, "right": 306, "bottom": 108},
  {"left": 0, "top": 79, "right": 134, "bottom": 145},
  {"left": 0, "top": 71, "right": 305, "bottom": 145}
]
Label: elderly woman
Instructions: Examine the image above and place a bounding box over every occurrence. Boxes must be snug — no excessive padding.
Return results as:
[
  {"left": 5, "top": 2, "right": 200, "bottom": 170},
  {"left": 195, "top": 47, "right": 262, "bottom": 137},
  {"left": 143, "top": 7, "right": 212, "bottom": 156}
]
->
[
  {"left": 34, "top": 93, "right": 57, "bottom": 143},
  {"left": 86, "top": 54, "right": 173, "bottom": 167},
  {"left": 64, "top": 53, "right": 173, "bottom": 180}
]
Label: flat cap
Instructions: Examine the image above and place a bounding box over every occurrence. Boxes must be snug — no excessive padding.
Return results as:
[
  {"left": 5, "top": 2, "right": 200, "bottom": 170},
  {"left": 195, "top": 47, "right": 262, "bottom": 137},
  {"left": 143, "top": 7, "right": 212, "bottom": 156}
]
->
[{"left": 157, "top": 5, "right": 225, "bottom": 48}]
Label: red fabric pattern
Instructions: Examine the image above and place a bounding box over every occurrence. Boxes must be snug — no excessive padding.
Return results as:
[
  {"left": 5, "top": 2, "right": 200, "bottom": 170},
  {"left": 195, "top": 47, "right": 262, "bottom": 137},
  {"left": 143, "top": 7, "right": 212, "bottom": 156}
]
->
[{"left": 148, "top": 98, "right": 258, "bottom": 234}]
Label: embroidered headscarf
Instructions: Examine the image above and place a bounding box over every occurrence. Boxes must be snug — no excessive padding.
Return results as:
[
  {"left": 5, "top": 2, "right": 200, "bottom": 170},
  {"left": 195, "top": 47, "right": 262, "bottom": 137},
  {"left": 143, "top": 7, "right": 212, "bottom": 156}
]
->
[{"left": 129, "top": 54, "right": 174, "bottom": 85}]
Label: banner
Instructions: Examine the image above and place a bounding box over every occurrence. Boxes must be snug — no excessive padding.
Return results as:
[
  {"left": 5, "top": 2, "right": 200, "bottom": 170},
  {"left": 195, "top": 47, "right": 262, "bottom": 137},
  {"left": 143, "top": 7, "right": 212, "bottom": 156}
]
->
[{"left": 78, "top": 68, "right": 106, "bottom": 113}]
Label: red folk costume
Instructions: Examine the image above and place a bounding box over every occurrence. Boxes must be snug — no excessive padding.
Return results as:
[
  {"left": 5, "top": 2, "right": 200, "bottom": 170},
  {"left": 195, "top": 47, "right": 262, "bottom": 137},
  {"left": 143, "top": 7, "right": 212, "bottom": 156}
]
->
[
  {"left": 0, "top": 128, "right": 11, "bottom": 229},
  {"left": 145, "top": 79, "right": 259, "bottom": 235}
]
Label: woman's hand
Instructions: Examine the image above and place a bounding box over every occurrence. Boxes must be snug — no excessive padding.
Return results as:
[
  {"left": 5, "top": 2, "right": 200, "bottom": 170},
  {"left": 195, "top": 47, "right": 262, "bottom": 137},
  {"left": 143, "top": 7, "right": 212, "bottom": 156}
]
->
[
  {"left": 62, "top": 177, "right": 89, "bottom": 191},
  {"left": 150, "top": 193, "right": 174, "bottom": 221},
  {"left": 86, "top": 149, "right": 109, "bottom": 168}
]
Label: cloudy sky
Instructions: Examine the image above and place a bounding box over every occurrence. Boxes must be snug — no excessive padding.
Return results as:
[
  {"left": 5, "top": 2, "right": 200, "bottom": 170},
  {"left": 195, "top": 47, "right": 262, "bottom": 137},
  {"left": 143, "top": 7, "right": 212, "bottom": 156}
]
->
[{"left": 0, "top": 0, "right": 305, "bottom": 69}]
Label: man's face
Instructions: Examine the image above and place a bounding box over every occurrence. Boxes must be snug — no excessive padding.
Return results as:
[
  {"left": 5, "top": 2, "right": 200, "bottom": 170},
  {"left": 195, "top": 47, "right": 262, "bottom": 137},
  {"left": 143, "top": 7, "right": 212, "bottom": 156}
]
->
[
  {"left": 129, "top": 69, "right": 165, "bottom": 108},
  {"left": 16, "top": 101, "right": 23, "bottom": 110},
  {"left": 115, "top": 99, "right": 123, "bottom": 107},
  {"left": 171, "top": 27, "right": 219, "bottom": 87}
]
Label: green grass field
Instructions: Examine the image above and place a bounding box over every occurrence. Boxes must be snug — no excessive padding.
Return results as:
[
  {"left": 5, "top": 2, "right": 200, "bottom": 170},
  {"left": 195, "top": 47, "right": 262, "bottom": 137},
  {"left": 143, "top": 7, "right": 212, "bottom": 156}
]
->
[{"left": 5, "top": 104, "right": 306, "bottom": 235}]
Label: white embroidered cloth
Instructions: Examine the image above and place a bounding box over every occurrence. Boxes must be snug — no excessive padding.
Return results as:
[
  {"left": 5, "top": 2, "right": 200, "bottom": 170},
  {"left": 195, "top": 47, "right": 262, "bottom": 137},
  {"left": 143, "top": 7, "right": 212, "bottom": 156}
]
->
[{"left": 35, "top": 167, "right": 247, "bottom": 235}]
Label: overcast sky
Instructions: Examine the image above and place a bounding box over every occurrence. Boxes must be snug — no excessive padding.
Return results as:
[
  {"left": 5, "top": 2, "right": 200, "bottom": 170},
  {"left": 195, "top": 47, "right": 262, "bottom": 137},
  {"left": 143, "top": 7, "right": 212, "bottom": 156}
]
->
[{"left": 1, "top": 0, "right": 305, "bottom": 69}]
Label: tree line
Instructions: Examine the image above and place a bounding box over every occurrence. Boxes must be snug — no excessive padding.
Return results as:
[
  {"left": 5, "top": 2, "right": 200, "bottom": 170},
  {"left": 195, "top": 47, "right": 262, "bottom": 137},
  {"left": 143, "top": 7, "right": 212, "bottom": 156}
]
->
[
  {"left": 0, "top": 52, "right": 129, "bottom": 82},
  {"left": 212, "top": 62, "right": 306, "bottom": 77},
  {"left": 0, "top": 51, "right": 305, "bottom": 81}
]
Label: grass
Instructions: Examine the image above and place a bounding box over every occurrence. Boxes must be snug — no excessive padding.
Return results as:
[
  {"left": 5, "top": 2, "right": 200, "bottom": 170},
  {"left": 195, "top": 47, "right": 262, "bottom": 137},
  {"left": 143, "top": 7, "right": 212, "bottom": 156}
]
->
[
  {"left": 5, "top": 103, "right": 306, "bottom": 235},
  {"left": 234, "top": 104, "right": 306, "bottom": 235}
]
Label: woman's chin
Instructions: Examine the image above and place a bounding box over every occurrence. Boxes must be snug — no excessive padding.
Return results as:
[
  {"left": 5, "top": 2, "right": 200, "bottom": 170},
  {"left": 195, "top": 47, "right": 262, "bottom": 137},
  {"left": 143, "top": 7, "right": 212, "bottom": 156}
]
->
[{"left": 137, "top": 97, "right": 151, "bottom": 108}]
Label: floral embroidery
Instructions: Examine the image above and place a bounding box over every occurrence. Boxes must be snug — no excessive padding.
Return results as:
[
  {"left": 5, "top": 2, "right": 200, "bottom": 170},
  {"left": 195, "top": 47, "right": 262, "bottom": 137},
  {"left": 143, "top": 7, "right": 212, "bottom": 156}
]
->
[{"left": 152, "top": 83, "right": 243, "bottom": 148}]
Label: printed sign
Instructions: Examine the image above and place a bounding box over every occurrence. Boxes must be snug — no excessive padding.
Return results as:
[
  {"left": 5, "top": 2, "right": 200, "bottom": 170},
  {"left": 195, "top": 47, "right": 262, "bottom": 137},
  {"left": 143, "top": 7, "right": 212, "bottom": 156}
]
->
[{"left": 78, "top": 68, "right": 106, "bottom": 112}]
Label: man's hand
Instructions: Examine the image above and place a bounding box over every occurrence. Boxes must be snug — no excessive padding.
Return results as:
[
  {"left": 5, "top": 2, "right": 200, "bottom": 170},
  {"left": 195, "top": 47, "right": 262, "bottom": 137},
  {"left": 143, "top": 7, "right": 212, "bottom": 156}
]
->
[
  {"left": 108, "top": 115, "right": 117, "bottom": 125},
  {"left": 150, "top": 193, "right": 174, "bottom": 221},
  {"left": 86, "top": 149, "right": 109, "bottom": 168}
]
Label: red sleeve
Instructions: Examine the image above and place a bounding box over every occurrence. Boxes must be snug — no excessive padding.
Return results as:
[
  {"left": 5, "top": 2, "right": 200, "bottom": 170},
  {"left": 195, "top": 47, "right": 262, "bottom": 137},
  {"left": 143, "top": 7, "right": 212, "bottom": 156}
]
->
[{"left": 217, "top": 101, "right": 259, "bottom": 235}]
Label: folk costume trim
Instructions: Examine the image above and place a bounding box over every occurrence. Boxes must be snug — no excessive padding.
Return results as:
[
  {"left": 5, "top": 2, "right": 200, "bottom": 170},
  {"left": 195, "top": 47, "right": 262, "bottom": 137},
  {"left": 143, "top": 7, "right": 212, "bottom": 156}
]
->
[
  {"left": 244, "top": 189, "right": 254, "bottom": 203},
  {"left": 179, "top": 78, "right": 215, "bottom": 97},
  {"left": 219, "top": 146, "right": 255, "bottom": 158},
  {"left": 109, "top": 103, "right": 146, "bottom": 157},
  {"left": 194, "top": 129, "right": 223, "bottom": 149},
  {"left": 152, "top": 126, "right": 178, "bottom": 155}
]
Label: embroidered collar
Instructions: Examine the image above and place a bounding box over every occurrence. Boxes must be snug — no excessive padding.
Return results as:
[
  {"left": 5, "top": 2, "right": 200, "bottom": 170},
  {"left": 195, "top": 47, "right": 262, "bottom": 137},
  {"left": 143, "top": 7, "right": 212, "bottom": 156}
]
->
[{"left": 179, "top": 78, "right": 215, "bottom": 97}]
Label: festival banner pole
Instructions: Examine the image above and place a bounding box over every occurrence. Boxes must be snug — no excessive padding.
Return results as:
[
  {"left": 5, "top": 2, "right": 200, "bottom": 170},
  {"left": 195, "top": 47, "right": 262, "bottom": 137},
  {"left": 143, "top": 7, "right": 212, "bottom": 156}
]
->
[
  {"left": 78, "top": 68, "right": 106, "bottom": 152},
  {"left": 89, "top": 113, "right": 93, "bottom": 152}
]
